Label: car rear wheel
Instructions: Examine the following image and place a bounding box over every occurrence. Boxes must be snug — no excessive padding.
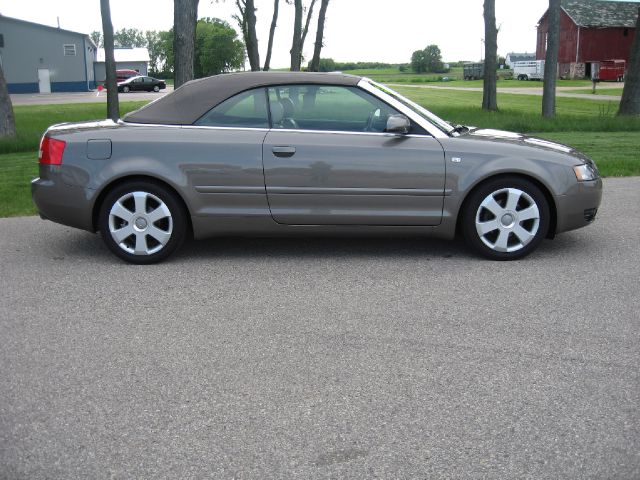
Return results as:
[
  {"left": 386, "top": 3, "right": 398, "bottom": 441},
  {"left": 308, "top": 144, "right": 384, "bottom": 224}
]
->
[
  {"left": 98, "top": 181, "right": 187, "bottom": 264},
  {"left": 461, "top": 177, "right": 550, "bottom": 260},
  {"left": 122, "top": 86, "right": 130, "bottom": 93}
]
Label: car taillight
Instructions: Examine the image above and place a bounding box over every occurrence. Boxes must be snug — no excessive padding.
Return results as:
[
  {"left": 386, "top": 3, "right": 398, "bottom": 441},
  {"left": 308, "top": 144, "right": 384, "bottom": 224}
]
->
[{"left": 39, "top": 136, "right": 66, "bottom": 165}]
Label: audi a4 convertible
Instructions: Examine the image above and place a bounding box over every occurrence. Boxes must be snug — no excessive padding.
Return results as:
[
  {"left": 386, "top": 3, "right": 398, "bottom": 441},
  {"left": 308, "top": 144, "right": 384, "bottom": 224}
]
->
[{"left": 32, "top": 72, "right": 602, "bottom": 264}]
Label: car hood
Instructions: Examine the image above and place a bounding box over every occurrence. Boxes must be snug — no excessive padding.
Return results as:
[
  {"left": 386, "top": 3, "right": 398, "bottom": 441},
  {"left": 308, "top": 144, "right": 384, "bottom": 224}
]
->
[
  {"left": 462, "top": 128, "right": 593, "bottom": 164},
  {"left": 468, "top": 128, "right": 572, "bottom": 153}
]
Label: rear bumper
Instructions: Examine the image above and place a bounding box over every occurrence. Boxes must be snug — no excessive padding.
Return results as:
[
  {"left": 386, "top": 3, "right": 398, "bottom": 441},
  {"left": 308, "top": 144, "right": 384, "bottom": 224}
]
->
[
  {"left": 555, "top": 178, "right": 603, "bottom": 234},
  {"left": 31, "top": 176, "right": 95, "bottom": 232}
]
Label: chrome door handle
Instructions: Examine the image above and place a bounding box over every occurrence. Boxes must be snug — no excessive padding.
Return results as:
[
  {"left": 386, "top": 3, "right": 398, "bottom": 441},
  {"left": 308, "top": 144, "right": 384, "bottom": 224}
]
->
[{"left": 272, "top": 146, "right": 296, "bottom": 158}]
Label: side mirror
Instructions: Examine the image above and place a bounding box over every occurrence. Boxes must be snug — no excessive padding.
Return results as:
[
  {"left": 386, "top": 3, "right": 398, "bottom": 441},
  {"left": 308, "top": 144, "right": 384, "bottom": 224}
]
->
[{"left": 386, "top": 114, "right": 411, "bottom": 135}]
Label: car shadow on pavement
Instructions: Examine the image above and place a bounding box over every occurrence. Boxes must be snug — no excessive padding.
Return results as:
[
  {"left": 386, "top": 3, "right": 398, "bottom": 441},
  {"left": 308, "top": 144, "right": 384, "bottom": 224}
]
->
[
  {"left": 179, "top": 235, "right": 475, "bottom": 261},
  {"left": 45, "top": 228, "right": 589, "bottom": 264}
]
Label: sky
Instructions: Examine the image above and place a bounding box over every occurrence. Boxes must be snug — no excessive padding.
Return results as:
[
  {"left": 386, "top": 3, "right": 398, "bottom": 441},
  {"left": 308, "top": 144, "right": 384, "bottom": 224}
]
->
[{"left": 0, "top": 0, "right": 636, "bottom": 68}]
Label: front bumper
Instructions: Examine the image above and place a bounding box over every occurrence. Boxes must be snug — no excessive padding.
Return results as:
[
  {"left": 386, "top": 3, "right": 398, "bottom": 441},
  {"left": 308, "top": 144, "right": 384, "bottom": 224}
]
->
[{"left": 555, "top": 178, "right": 603, "bottom": 234}]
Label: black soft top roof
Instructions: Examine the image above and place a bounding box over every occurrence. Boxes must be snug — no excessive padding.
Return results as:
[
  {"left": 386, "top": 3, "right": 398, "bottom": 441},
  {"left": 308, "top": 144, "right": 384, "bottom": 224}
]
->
[{"left": 123, "top": 71, "right": 362, "bottom": 125}]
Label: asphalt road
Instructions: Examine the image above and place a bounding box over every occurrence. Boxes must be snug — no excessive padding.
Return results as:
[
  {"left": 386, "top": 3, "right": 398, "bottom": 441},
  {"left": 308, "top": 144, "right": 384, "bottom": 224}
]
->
[
  {"left": 9, "top": 88, "right": 173, "bottom": 106},
  {"left": 1, "top": 178, "right": 639, "bottom": 479}
]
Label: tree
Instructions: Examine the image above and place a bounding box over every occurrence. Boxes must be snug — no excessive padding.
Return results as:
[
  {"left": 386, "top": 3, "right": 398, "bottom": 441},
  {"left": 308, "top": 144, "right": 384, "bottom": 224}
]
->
[
  {"left": 411, "top": 49, "right": 427, "bottom": 73},
  {"left": 158, "top": 30, "right": 175, "bottom": 75},
  {"left": 309, "top": 0, "right": 330, "bottom": 72},
  {"left": 263, "top": 0, "right": 280, "bottom": 71},
  {"left": 0, "top": 64, "right": 16, "bottom": 138},
  {"left": 542, "top": 0, "right": 560, "bottom": 117},
  {"left": 174, "top": 0, "right": 200, "bottom": 88},
  {"left": 194, "top": 18, "right": 245, "bottom": 77},
  {"left": 619, "top": 7, "right": 640, "bottom": 115},
  {"left": 145, "top": 31, "right": 163, "bottom": 75},
  {"left": 100, "top": 0, "right": 119, "bottom": 121},
  {"left": 290, "top": 0, "right": 317, "bottom": 71},
  {"left": 482, "top": 0, "right": 498, "bottom": 111},
  {"left": 410, "top": 45, "right": 443, "bottom": 73},
  {"left": 113, "top": 28, "right": 146, "bottom": 48},
  {"left": 90, "top": 30, "right": 103, "bottom": 48},
  {"left": 310, "top": 57, "right": 335, "bottom": 72},
  {"left": 234, "top": 0, "right": 260, "bottom": 71}
]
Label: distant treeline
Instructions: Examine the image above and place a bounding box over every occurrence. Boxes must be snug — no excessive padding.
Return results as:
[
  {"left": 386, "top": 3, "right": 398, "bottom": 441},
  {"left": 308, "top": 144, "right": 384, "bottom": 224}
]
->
[
  {"left": 313, "top": 59, "right": 471, "bottom": 73},
  {"left": 313, "top": 59, "right": 410, "bottom": 72}
]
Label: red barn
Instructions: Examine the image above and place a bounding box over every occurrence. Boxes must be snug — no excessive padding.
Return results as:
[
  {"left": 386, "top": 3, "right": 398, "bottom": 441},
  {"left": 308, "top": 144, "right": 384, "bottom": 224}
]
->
[{"left": 537, "top": 0, "right": 639, "bottom": 79}]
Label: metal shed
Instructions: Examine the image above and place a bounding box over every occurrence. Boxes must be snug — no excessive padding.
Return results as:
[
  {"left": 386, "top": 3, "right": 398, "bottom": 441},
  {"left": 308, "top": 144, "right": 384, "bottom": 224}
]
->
[{"left": 0, "top": 15, "right": 96, "bottom": 93}]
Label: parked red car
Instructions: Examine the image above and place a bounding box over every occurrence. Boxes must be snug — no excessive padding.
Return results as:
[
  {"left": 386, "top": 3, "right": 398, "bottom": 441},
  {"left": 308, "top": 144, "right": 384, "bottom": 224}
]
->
[{"left": 116, "top": 69, "right": 140, "bottom": 82}]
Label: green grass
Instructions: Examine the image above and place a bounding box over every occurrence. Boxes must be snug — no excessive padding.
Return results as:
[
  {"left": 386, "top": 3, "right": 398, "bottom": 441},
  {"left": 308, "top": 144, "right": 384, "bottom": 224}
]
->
[
  {"left": 0, "top": 101, "right": 148, "bottom": 155},
  {"left": 0, "top": 151, "right": 38, "bottom": 217},
  {"left": 564, "top": 88, "right": 624, "bottom": 96},
  {"left": 393, "top": 86, "right": 639, "bottom": 132},
  {"left": 531, "top": 132, "right": 640, "bottom": 177}
]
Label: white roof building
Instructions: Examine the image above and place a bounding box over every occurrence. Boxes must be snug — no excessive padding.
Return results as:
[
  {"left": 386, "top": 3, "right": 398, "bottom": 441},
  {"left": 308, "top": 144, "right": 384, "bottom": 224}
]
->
[
  {"left": 94, "top": 48, "right": 151, "bottom": 83},
  {"left": 96, "top": 48, "right": 150, "bottom": 63}
]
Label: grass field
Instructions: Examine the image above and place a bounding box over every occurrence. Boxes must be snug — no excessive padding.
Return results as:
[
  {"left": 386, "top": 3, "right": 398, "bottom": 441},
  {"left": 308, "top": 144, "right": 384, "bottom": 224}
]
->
[
  {"left": 346, "top": 66, "right": 596, "bottom": 89},
  {"left": 1, "top": 82, "right": 638, "bottom": 218},
  {"left": 0, "top": 152, "right": 38, "bottom": 217},
  {"left": 0, "top": 101, "right": 148, "bottom": 155},
  {"left": 564, "top": 88, "right": 624, "bottom": 96}
]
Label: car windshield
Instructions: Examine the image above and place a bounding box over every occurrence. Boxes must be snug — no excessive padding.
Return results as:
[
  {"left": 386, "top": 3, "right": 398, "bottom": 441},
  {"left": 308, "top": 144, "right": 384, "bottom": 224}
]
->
[{"left": 363, "top": 78, "right": 455, "bottom": 135}]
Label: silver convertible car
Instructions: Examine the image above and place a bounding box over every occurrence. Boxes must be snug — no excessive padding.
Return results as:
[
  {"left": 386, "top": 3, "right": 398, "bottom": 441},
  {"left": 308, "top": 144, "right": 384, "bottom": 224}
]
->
[{"left": 32, "top": 72, "right": 602, "bottom": 263}]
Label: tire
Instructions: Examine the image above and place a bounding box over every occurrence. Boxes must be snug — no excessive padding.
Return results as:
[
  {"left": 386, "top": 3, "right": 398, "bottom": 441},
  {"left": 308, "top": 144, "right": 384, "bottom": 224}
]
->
[
  {"left": 461, "top": 177, "right": 550, "bottom": 260},
  {"left": 98, "top": 181, "right": 187, "bottom": 264},
  {"left": 153, "top": 85, "right": 160, "bottom": 92},
  {"left": 123, "top": 86, "right": 130, "bottom": 93}
]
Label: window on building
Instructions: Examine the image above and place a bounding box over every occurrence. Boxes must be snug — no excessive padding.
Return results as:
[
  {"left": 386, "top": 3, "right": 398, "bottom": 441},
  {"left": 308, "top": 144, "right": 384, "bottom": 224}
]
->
[
  {"left": 63, "top": 44, "right": 77, "bottom": 56},
  {"left": 624, "top": 28, "right": 629, "bottom": 37},
  {"left": 0, "top": 34, "right": 4, "bottom": 48}
]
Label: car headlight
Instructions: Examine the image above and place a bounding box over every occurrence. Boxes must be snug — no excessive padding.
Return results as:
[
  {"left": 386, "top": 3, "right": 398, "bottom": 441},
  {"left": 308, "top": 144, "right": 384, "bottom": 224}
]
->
[{"left": 573, "top": 163, "right": 598, "bottom": 181}]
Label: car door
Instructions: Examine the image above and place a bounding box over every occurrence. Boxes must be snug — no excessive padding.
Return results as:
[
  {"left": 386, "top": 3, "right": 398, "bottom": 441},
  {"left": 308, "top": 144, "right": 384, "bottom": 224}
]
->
[
  {"left": 262, "top": 84, "right": 446, "bottom": 226},
  {"left": 178, "top": 87, "right": 271, "bottom": 219}
]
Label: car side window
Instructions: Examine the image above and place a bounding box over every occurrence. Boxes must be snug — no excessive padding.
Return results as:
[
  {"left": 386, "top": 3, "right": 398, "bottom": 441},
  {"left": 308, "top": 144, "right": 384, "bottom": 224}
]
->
[
  {"left": 266, "top": 85, "right": 402, "bottom": 133},
  {"left": 194, "top": 88, "right": 269, "bottom": 129}
]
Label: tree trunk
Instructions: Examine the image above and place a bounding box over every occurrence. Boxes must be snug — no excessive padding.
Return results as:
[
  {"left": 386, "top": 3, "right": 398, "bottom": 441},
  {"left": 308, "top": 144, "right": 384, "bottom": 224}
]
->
[
  {"left": 619, "top": 7, "right": 640, "bottom": 115},
  {"left": 290, "top": 0, "right": 303, "bottom": 71},
  {"left": 0, "top": 64, "right": 16, "bottom": 138},
  {"left": 482, "top": 0, "right": 498, "bottom": 111},
  {"left": 245, "top": 0, "right": 260, "bottom": 71},
  {"left": 263, "top": 0, "right": 279, "bottom": 71},
  {"left": 309, "top": 0, "right": 329, "bottom": 71},
  {"left": 290, "top": 0, "right": 316, "bottom": 71},
  {"left": 100, "top": 0, "right": 120, "bottom": 121},
  {"left": 542, "top": 0, "right": 560, "bottom": 117},
  {"left": 174, "top": 0, "right": 199, "bottom": 88},
  {"left": 300, "top": 0, "right": 316, "bottom": 55}
]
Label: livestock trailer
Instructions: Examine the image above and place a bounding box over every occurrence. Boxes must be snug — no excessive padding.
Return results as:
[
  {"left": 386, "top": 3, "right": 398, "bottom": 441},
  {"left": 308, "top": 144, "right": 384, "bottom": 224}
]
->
[
  {"left": 463, "top": 63, "right": 485, "bottom": 80},
  {"left": 514, "top": 60, "right": 545, "bottom": 80}
]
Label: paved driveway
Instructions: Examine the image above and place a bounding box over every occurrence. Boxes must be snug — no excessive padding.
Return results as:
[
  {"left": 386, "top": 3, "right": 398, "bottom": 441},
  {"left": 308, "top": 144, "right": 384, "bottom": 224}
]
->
[
  {"left": 1, "top": 178, "right": 638, "bottom": 479},
  {"left": 10, "top": 87, "right": 173, "bottom": 106}
]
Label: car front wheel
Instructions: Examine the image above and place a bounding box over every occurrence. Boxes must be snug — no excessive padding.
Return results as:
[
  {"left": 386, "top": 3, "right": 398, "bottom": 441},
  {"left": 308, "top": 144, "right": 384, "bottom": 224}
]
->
[
  {"left": 153, "top": 85, "right": 160, "bottom": 92},
  {"left": 98, "top": 181, "right": 187, "bottom": 264},
  {"left": 122, "top": 86, "right": 130, "bottom": 93},
  {"left": 461, "top": 177, "right": 550, "bottom": 260}
]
